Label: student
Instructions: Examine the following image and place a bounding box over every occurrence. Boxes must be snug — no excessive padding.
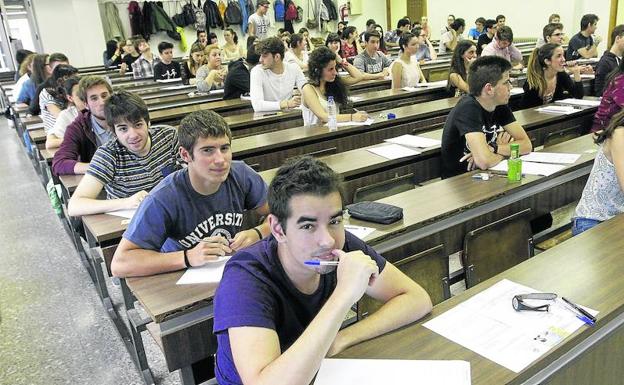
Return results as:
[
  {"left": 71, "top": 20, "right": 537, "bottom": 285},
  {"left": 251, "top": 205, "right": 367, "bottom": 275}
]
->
[
  {"left": 207, "top": 32, "right": 220, "bottom": 49},
  {"left": 420, "top": 15, "right": 431, "bottom": 39},
  {"left": 222, "top": 28, "right": 245, "bottom": 62},
  {"left": 180, "top": 44, "right": 205, "bottom": 85},
  {"left": 477, "top": 19, "right": 497, "bottom": 56},
  {"left": 301, "top": 46, "right": 368, "bottom": 126},
  {"left": 248, "top": 0, "right": 272, "bottom": 40},
  {"left": 52, "top": 76, "right": 114, "bottom": 176},
  {"left": 392, "top": 32, "right": 426, "bottom": 89},
  {"left": 439, "top": 18, "right": 465, "bottom": 54},
  {"left": 520, "top": 43, "right": 583, "bottom": 109},
  {"left": 373, "top": 24, "right": 388, "bottom": 54},
  {"left": 325, "top": 33, "right": 344, "bottom": 64},
  {"left": 38, "top": 64, "right": 78, "bottom": 135},
  {"left": 594, "top": 24, "right": 624, "bottom": 96},
  {"left": 337, "top": 21, "right": 346, "bottom": 36},
  {"left": 213, "top": 155, "right": 433, "bottom": 385},
  {"left": 481, "top": 26, "right": 523, "bottom": 69},
  {"left": 447, "top": 40, "right": 476, "bottom": 97},
  {"left": 412, "top": 26, "right": 437, "bottom": 62},
  {"left": 131, "top": 38, "right": 160, "bottom": 79},
  {"left": 29, "top": 53, "right": 70, "bottom": 116},
  {"left": 549, "top": 14, "right": 561, "bottom": 24},
  {"left": 496, "top": 14, "right": 506, "bottom": 28},
  {"left": 340, "top": 26, "right": 359, "bottom": 59},
  {"left": 153, "top": 41, "right": 181, "bottom": 81},
  {"left": 358, "top": 19, "right": 377, "bottom": 44},
  {"left": 13, "top": 49, "right": 33, "bottom": 82},
  {"left": 13, "top": 53, "right": 35, "bottom": 106},
  {"left": 119, "top": 38, "right": 140, "bottom": 76},
  {"left": 223, "top": 44, "right": 260, "bottom": 100},
  {"left": 384, "top": 18, "right": 411, "bottom": 48},
  {"left": 67, "top": 91, "right": 179, "bottom": 217},
  {"left": 280, "top": 31, "right": 292, "bottom": 50},
  {"left": 196, "top": 47, "right": 227, "bottom": 92},
  {"left": 103, "top": 39, "right": 123, "bottom": 69},
  {"left": 284, "top": 33, "right": 309, "bottom": 71},
  {"left": 468, "top": 17, "right": 486, "bottom": 40},
  {"left": 194, "top": 30, "right": 208, "bottom": 49},
  {"left": 536, "top": 23, "right": 565, "bottom": 48},
  {"left": 572, "top": 112, "right": 624, "bottom": 235},
  {"left": 299, "top": 28, "right": 314, "bottom": 51},
  {"left": 46, "top": 77, "right": 84, "bottom": 150},
  {"left": 111, "top": 110, "right": 270, "bottom": 278},
  {"left": 440, "top": 56, "right": 532, "bottom": 179},
  {"left": 353, "top": 31, "right": 392, "bottom": 78},
  {"left": 591, "top": 60, "right": 624, "bottom": 133},
  {"left": 441, "top": 14, "right": 455, "bottom": 36},
  {"left": 250, "top": 36, "right": 306, "bottom": 112},
  {"left": 566, "top": 14, "right": 601, "bottom": 61},
  {"left": 16, "top": 53, "right": 51, "bottom": 107}
]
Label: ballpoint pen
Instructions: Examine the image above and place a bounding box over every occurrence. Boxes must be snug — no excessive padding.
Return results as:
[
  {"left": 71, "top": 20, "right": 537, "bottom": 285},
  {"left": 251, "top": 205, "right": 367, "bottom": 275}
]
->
[
  {"left": 304, "top": 260, "right": 340, "bottom": 266},
  {"left": 562, "top": 297, "right": 597, "bottom": 323}
]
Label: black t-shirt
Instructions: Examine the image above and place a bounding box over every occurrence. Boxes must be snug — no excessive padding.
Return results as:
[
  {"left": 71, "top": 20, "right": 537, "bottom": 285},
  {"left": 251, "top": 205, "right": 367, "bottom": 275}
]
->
[
  {"left": 440, "top": 95, "right": 516, "bottom": 179},
  {"left": 566, "top": 32, "right": 593, "bottom": 61},
  {"left": 477, "top": 34, "right": 493, "bottom": 55},
  {"left": 223, "top": 59, "right": 251, "bottom": 100},
  {"left": 122, "top": 53, "right": 139, "bottom": 67},
  {"left": 153, "top": 61, "right": 181, "bottom": 80}
]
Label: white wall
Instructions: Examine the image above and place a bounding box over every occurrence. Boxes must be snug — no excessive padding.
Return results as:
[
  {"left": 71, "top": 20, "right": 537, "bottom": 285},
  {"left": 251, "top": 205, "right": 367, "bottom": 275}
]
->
[
  {"left": 426, "top": 0, "right": 610, "bottom": 52},
  {"left": 31, "top": 0, "right": 106, "bottom": 68},
  {"left": 29, "top": 0, "right": 386, "bottom": 68}
]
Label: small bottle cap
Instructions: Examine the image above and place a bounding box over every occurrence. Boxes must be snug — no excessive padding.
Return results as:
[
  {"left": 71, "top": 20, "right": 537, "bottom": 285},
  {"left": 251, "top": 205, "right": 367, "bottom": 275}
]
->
[{"left": 387, "top": 113, "right": 396, "bottom": 119}]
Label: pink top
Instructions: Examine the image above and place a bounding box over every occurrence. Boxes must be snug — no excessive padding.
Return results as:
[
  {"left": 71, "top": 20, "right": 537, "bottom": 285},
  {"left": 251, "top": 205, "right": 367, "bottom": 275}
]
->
[
  {"left": 591, "top": 74, "right": 624, "bottom": 132},
  {"left": 341, "top": 40, "right": 358, "bottom": 59}
]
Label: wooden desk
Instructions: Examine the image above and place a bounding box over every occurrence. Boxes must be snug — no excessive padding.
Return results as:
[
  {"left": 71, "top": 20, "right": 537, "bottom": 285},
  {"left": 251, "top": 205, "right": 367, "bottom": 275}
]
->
[
  {"left": 341, "top": 213, "right": 624, "bottom": 385},
  {"left": 125, "top": 134, "right": 598, "bottom": 380}
]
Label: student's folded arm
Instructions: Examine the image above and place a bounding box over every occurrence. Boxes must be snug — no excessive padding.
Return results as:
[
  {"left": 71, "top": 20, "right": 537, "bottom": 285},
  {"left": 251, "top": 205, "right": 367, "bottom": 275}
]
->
[
  {"left": 427, "top": 41, "right": 438, "bottom": 60},
  {"left": 67, "top": 174, "right": 134, "bottom": 217},
  {"left": 341, "top": 61, "right": 364, "bottom": 85},
  {"left": 111, "top": 238, "right": 185, "bottom": 278},
  {"left": 331, "top": 262, "right": 432, "bottom": 355},
  {"left": 229, "top": 290, "right": 355, "bottom": 385},
  {"left": 610, "top": 128, "right": 624, "bottom": 192},
  {"left": 47, "top": 103, "right": 62, "bottom": 119},
  {"left": 578, "top": 45, "right": 597, "bottom": 59},
  {"left": 45, "top": 133, "right": 62, "bottom": 150},
  {"left": 52, "top": 130, "right": 81, "bottom": 175},
  {"left": 465, "top": 132, "right": 505, "bottom": 170},
  {"left": 499, "top": 121, "right": 533, "bottom": 156}
]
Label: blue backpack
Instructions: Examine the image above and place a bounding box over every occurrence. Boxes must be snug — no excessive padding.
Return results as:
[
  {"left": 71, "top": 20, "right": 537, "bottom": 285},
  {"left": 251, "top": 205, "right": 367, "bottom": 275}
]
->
[{"left": 274, "top": 0, "right": 285, "bottom": 21}]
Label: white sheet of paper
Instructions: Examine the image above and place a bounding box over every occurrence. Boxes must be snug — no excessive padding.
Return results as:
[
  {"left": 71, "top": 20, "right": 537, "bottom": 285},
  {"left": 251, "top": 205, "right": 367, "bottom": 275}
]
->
[
  {"left": 423, "top": 279, "right": 598, "bottom": 373},
  {"left": 510, "top": 87, "right": 524, "bottom": 95},
  {"left": 384, "top": 134, "right": 441, "bottom": 149},
  {"left": 156, "top": 78, "right": 181, "bottom": 83},
  {"left": 106, "top": 208, "right": 137, "bottom": 219},
  {"left": 240, "top": 95, "right": 251, "bottom": 101},
  {"left": 210, "top": 89, "right": 225, "bottom": 95},
  {"left": 535, "top": 105, "right": 577, "bottom": 115},
  {"left": 555, "top": 98, "right": 600, "bottom": 108},
  {"left": 490, "top": 161, "right": 566, "bottom": 176},
  {"left": 314, "top": 359, "right": 471, "bottom": 385},
  {"left": 163, "top": 84, "right": 190, "bottom": 90},
  {"left": 325, "top": 118, "right": 375, "bottom": 127},
  {"left": 367, "top": 143, "right": 421, "bottom": 160},
  {"left": 344, "top": 225, "right": 376, "bottom": 240},
  {"left": 176, "top": 257, "right": 230, "bottom": 285},
  {"left": 579, "top": 74, "right": 595, "bottom": 79},
  {"left": 520, "top": 152, "right": 582, "bottom": 164}
]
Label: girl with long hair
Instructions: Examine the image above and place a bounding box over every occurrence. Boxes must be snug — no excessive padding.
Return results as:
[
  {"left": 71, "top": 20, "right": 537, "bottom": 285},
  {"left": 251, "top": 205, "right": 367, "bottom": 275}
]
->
[
  {"left": 222, "top": 28, "right": 245, "bottom": 62},
  {"left": 448, "top": 40, "right": 477, "bottom": 96},
  {"left": 181, "top": 44, "right": 206, "bottom": 85},
  {"left": 391, "top": 32, "right": 426, "bottom": 89},
  {"left": 301, "top": 46, "right": 368, "bottom": 126}
]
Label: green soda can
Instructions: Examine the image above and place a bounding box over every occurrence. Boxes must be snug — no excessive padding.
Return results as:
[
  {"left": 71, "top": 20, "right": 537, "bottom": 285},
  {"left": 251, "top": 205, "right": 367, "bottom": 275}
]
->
[{"left": 507, "top": 143, "right": 522, "bottom": 182}]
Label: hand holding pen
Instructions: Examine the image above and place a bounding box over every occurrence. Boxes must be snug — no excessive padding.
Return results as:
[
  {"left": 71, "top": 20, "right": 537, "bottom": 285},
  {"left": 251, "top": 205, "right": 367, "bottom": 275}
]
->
[{"left": 187, "top": 236, "right": 232, "bottom": 267}]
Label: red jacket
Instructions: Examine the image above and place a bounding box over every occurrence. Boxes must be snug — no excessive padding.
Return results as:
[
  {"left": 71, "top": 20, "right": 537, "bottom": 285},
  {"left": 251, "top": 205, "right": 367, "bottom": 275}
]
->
[{"left": 52, "top": 110, "right": 98, "bottom": 176}]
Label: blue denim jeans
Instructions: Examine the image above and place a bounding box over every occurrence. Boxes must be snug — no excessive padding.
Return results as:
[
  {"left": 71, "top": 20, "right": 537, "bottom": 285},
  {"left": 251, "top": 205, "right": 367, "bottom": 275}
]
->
[{"left": 571, "top": 218, "right": 602, "bottom": 236}]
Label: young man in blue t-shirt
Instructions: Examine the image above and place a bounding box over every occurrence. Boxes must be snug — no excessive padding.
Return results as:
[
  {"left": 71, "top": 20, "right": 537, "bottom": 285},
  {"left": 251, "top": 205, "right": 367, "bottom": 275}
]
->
[
  {"left": 213, "top": 156, "right": 433, "bottom": 385},
  {"left": 111, "top": 110, "right": 270, "bottom": 277}
]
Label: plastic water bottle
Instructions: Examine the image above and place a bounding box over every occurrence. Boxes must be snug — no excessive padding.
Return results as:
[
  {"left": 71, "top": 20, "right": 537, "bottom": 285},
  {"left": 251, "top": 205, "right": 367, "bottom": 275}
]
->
[
  {"left": 507, "top": 143, "right": 522, "bottom": 182},
  {"left": 327, "top": 96, "right": 338, "bottom": 131}
]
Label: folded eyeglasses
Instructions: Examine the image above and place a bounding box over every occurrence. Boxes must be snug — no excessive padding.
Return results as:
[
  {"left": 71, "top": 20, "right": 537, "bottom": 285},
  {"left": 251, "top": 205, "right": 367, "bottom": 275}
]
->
[{"left": 512, "top": 293, "right": 557, "bottom": 312}]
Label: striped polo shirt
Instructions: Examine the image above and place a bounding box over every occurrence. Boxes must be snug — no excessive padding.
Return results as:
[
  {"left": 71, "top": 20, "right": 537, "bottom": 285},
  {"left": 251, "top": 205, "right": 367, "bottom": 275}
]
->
[
  {"left": 39, "top": 89, "right": 62, "bottom": 135},
  {"left": 86, "top": 125, "right": 179, "bottom": 199}
]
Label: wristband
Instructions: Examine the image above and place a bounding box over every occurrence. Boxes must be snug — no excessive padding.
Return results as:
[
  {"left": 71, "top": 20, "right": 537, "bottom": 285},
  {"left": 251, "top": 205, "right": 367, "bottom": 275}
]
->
[
  {"left": 183, "top": 249, "right": 191, "bottom": 268},
  {"left": 252, "top": 227, "right": 263, "bottom": 240}
]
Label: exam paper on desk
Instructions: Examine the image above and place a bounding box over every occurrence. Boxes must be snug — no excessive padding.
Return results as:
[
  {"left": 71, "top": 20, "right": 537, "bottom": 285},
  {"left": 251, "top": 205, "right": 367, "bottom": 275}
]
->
[
  {"left": 314, "top": 359, "right": 471, "bottom": 385},
  {"left": 384, "top": 134, "right": 441, "bottom": 149},
  {"left": 105, "top": 208, "right": 137, "bottom": 219},
  {"left": 344, "top": 225, "right": 376, "bottom": 240},
  {"left": 324, "top": 117, "right": 375, "bottom": 127},
  {"left": 490, "top": 161, "right": 566, "bottom": 176},
  {"left": 423, "top": 279, "right": 598, "bottom": 373},
  {"left": 367, "top": 143, "right": 421, "bottom": 160},
  {"left": 519, "top": 152, "right": 581, "bottom": 164},
  {"left": 176, "top": 256, "right": 231, "bottom": 285}
]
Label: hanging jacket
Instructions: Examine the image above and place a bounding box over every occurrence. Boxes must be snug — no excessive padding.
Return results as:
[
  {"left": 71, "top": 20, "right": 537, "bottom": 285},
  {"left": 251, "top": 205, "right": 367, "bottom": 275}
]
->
[
  {"left": 322, "top": 0, "right": 337, "bottom": 21},
  {"left": 102, "top": 3, "right": 126, "bottom": 42},
  {"left": 128, "top": 1, "right": 144, "bottom": 37},
  {"left": 141, "top": 1, "right": 155, "bottom": 39},
  {"left": 239, "top": 0, "right": 249, "bottom": 34},
  {"left": 203, "top": 0, "right": 224, "bottom": 30},
  {"left": 153, "top": 2, "right": 182, "bottom": 40},
  {"left": 218, "top": 0, "right": 227, "bottom": 20}
]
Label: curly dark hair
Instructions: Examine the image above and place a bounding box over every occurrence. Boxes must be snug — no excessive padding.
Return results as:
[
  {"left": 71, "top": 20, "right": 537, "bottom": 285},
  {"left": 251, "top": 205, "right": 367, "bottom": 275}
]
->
[{"left": 307, "top": 46, "right": 350, "bottom": 108}]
